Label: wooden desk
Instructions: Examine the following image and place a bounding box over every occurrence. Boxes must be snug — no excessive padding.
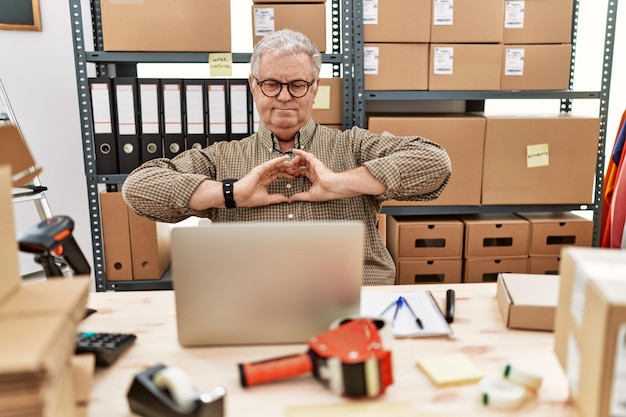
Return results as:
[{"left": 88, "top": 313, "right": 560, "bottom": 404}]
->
[{"left": 81, "top": 283, "right": 576, "bottom": 417}]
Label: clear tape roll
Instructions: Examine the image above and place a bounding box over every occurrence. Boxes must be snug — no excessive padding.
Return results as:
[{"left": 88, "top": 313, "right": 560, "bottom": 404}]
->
[
  {"left": 502, "top": 363, "right": 543, "bottom": 390},
  {"left": 480, "top": 376, "right": 526, "bottom": 409}
]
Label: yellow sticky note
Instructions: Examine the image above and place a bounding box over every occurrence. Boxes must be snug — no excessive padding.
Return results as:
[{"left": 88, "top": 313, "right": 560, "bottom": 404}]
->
[
  {"left": 209, "top": 53, "right": 232, "bottom": 77},
  {"left": 527, "top": 143, "right": 549, "bottom": 168},
  {"left": 416, "top": 353, "right": 484, "bottom": 386},
  {"left": 313, "top": 85, "right": 331, "bottom": 109}
]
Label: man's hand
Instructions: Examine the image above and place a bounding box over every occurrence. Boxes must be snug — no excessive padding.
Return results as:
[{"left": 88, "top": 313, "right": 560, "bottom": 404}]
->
[
  {"left": 288, "top": 149, "right": 386, "bottom": 202},
  {"left": 188, "top": 156, "right": 296, "bottom": 210}
]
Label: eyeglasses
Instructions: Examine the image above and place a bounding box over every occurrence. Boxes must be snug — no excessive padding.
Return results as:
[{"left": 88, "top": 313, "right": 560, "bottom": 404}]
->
[{"left": 253, "top": 77, "right": 314, "bottom": 98}]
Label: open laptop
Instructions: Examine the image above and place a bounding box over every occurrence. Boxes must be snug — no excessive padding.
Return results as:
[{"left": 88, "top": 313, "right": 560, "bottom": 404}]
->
[{"left": 171, "top": 221, "right": 364, "bottom": 347}]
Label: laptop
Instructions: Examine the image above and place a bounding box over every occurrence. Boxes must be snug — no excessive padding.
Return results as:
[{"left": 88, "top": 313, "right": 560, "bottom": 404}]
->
[{"left": 170, "top": 221, "right": 364, "bottom": 347}]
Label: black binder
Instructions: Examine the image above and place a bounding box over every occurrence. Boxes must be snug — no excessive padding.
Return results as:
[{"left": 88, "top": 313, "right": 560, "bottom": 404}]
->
[
  {"left": 137, "top": 78, "right": 164, "bottom": 163},
  {"left": 113, "top": 78, "right": 141, "bottom": 174},
  {"left": 161, "top": 79, "right": 186, "bottom": 158},
  {"left": 227, "top": 79, "right": 253, "bottom": 141},
  {"left": 183, "top": 79, "right": 208, "bottom": 150},
  {"left": 88, "top": 78, "right": 119, "bottom": 174},
  {"left": 206, "top": 79, "right": 228, "bottom": 145}
]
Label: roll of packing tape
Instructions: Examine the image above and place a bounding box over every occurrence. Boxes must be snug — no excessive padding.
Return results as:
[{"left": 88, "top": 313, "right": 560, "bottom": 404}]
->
[
  {"left": 502, "top": 363, "right": 543, "bottom": 390},
  {"left": 479, "top": 376, "right": 526, "bottom": 409}
]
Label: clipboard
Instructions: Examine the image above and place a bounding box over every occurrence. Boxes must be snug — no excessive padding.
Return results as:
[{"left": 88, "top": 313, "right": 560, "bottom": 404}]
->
[{"left": 360, "top": 289, "right": 452, "bottom": 338}]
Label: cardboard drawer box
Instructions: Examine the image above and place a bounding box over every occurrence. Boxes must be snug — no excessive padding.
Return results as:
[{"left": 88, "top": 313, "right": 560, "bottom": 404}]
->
[
  {"left": 364, "top": 0, "right": 431, "bottom": 42},
  {"left": 386, "top": 215, "right": 464, "bottom": 259},
  {"left": 252, "top": 4, "right": 326, "bottom": 52},
  {"left": 396, "top": 258, "right": 463, "bottom": 285},
  {"left": 312, "top": 78, "right": 342, "bottom": 125},
  {"left": 430, "top": 0, "right": 504, "bottom": 43},
  {"left": 528, "top": 255, "right": 561, "bottom": 275},
  {"left": 501, "top": 44, "right": 572, "bottom": 91},
  {"left": 503, "top": 0, "right": 573, "bottom": 44},
  {"left": 101, "top": 0, "right": 231, "bottom": 52},
  {"left": 429, "top": 44, "right": 502, "bottom": 91},
  {"left": 481, "top": 114, "right": 600, "bottom": 205},
  {"left": 554, "top": 247, "right": 626, "bottom": 417},
  {"left": 517, "top": 212, "right": 593, "bottom": 255},
  {"left": 496, "top": 273, "right": 559, "bottom": 331},
  {"left": 460, "top": 213, "right": 530, "bottom": 258},
  {"left": 364, "top": 43, "right": 429, "bottom": 91},
  {"left": 464, "top": 257, "right": 529, "bottom": 283},
  {"left": 369, "top": 114, "right": 485, "bottom": 206}
]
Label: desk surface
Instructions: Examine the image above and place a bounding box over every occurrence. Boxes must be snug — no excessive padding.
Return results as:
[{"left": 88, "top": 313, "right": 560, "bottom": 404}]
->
[{"left": 81, "top": 283, "right": 576, "bottom": 417}]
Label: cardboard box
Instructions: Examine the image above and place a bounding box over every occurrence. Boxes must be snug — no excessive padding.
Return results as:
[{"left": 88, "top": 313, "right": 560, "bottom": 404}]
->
[
  {"left": 386, "top": 215, "right": 464, "bottom": 259},
  {"left": 496, "top": 273, "right": 559, "bottom": 331},
  {"left": 503, "top": 0, "right": 573, "bottom": 44},
  {"left": 312, "top": 78, "right": 342, "bottom": 125},
  {"left": 364, "top": 43, "right": 429, "bottom": 91},
  {"left": 101, "top": 0, "right": 231, "bottom": 52},
  {"left": 500, "top": 44, "right": 572, "bottom": 90},
  {"left": 429, "top": 44, "right": 502, "bottom": 91},
  {"left": 378, "top": 213, "right": 387, "bottom": 245},
  {"left": 368, "top": 114, "right": 485, "bottom": 206},
  {"left": 252, "top": 4, "right": 326, "bottom": 52},
  {"left": 517, "top": 212, "right": 593, "bottom": 255},
  {"left": 554, "top": 247, "right": 626, "bottom": 417},
  {"left": 481, "top": 114, "right": 600, "bottom": 205},
  {"left": 0, "top": 165, "right": 89, "bottom": 417},
  {"left": 528, "top": 255, "right": 561, "bottom": 275},
  {"left": 430, "top": 0, "right": 504, "bottom": 43},
  {"left": 464, "top": 257, "right": 529, "bottom": 283},
  {"left": 363, "top": 0, "right": 431, "bottom": 42},
  {"left": 396, "top": 258, "right": 463, "bottom": 285},
  {"left": 460, "top": 213, "right": 530, "bottom": 258}
]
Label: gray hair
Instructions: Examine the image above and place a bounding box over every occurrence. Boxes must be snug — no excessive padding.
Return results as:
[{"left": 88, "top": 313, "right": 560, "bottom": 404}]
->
[{"left": 250, "top": 29, "right": 322, "bottom": 80}]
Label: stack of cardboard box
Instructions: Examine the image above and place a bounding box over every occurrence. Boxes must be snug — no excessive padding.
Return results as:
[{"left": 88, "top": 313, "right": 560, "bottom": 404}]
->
[
  {"left": 0, "top": 165, "right": 92, "bottom": 417},
  {"left": 386, "top": 215, "right": 464, "bottom": 285}
]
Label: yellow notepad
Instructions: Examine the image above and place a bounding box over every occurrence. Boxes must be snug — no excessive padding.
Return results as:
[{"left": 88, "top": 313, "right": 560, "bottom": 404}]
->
[{"left": 416, "top": 353, "right": 484, "bottom": 386}]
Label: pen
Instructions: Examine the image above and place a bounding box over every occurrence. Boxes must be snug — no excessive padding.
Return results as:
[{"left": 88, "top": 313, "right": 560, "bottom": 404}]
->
[
  {"left": 400, "top": 296, "right": 424, "bottom": 329},
  {"left": 445, "top": 289, "right": 455, "bottom": 323}
]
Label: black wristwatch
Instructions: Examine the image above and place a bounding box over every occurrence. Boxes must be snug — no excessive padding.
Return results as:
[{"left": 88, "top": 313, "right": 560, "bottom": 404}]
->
[{"left": 222, "top": 178, "right": 237, "bottom": 209}]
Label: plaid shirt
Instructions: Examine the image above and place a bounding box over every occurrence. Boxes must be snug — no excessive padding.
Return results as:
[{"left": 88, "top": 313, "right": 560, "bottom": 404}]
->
[{"left": 122, "top": 119, "right": 451, "bottom": 285}]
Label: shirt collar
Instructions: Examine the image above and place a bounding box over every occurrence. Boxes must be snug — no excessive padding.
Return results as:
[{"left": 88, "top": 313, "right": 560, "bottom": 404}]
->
[{"left": 258, "top": 119, "right": 317, "bottom": 154}]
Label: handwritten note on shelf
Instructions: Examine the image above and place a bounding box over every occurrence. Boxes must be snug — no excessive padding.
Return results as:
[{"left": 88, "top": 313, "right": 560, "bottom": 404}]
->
[{"left": 360, "top": 289, "right": 452, "bottom": 338}]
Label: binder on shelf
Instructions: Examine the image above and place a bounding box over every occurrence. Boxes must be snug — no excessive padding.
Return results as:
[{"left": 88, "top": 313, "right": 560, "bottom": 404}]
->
[
  {"left": 113, "top": 78, "right": 141, "bottom": 174},
  {"left": 227, "top": 79, "right": 252, "bottom": 141},
  {"left": 137, "top": 78, "right": 164, "bottom": 163},
  {"left": 88, "top": 78, "right": 119, "bottom": 174},
  {"left": 161, "top": 79, "right": 186, "bottom": 158},
  {"left": 183, "top": 79, "right": 208, "bottom": 150},
  {"left": 252, "top": 101, "right": 261, "bottom": 133},
  {"left": 100, "top": 191, "right": 133, "bottom": 281},
  {"left": 206, "top": 79, "right": 228, "bottom": 144}
]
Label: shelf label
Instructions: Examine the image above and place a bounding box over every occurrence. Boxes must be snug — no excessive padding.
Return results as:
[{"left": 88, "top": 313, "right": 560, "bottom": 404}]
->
[
  {"left": 505, "top": 1, "right": 526, "bottom": 29},
  {"left": 254, "top": 8, "right": 275, "bottom": 36},
  {"left": 433, "top": 47, "right": 454, "bottom": 75},
  {"left": 433, "top": 0, "right": 454, "bottom": 26},
  {"left": 363, "top": 0, "right": 378, "bottom": 25},
  {"left": 526, "top": 143, "right": 549, "bottom": 168},
  {"left": 363, "top": 46, "right": 379, "bottom": 75},
  {"left": 505, "top": 48, "right": 525, "bottom": 76}
]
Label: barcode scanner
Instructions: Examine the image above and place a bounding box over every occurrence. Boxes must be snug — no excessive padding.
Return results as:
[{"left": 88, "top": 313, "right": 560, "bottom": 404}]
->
[{"left": 18, "top": 215, "right": 91, "bottom": 278}]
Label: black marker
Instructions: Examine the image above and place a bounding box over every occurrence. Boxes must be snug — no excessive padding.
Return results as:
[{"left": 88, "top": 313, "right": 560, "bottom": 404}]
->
[{"left": 445, "top": 289, "right": 455, "bottom": 323}]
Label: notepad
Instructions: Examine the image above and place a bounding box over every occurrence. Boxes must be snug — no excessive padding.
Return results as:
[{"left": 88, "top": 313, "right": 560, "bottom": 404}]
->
[
  {"left": 416, "top": 353, "right": 484, "bottom": 386},
  {"left": 360, "top": 289, "right": 452, "bottom": 338}
]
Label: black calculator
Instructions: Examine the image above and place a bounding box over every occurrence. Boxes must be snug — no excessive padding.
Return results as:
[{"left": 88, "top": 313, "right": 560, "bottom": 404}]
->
[{"left": 75, "top": 332, "right": 137, "bottom": 367}]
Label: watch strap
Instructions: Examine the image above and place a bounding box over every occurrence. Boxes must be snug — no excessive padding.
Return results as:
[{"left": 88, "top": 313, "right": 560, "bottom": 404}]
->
[{"left": 222, "top": 178, "right": 237, "bottom": 209}]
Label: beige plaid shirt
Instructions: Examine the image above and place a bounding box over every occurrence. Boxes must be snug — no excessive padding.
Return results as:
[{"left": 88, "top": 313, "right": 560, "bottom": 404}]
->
[{"left": 122, "top": 119, "right": 451, "bottom": 285}]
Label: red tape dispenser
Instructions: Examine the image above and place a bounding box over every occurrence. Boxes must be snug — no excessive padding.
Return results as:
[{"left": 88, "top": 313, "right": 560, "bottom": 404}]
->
[{"left": 238, "top": 318, "right": 393, "bottom": 397}]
